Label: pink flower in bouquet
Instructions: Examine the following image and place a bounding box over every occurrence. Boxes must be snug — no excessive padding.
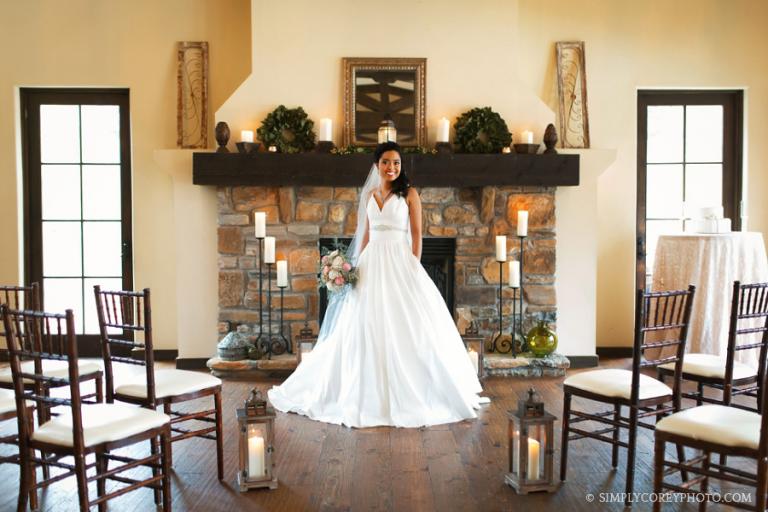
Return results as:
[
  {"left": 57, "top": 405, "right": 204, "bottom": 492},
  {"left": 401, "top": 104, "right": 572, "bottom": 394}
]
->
[
  {"left": 321, "top": 255, "right": 330, "bottom": 265},
  {"left": 342, "top": 262, "right": 352, "bottom": 272},
  {"left": 334, "top": 276, "right": 345, "bottom": 286},
  {"left": 323, "top": 265, "right": 330, "bottom": 275}
]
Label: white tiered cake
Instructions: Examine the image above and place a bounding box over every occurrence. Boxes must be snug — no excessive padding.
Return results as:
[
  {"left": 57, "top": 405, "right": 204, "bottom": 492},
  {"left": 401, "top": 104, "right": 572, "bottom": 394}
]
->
[{"left": 684, "top": 206, "right": 732, "bottom": 234}]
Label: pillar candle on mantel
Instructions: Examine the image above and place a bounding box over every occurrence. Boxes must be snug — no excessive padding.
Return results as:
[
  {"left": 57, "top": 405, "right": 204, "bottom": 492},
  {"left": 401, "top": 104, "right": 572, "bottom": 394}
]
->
[
  {"left": 522, "top": 130, "right": 533, "bottom": 144},
  {"left": 241, "top": 130, "right": 254, "bottom": 143},
  {"left": 254, "top": 212, "right": 266, "bottom": 239},
  {"left": 495, "top": 236, "right": 507, "bottom": 262},
  {"left": 509, "top": 260, "right": 520, "bottom": 288},
  {"left": 437, "top": 117, "right": 450, "bottom": 143},
  {"left": 517, "top": 211, "right": 529, "bottom": 237},
  {"left": 319, "top": 118, "right": 333, "bottom": 142},
  {"left": 276, "top": 260, "right": 288, "bottom": 287},
  {"left": 264, "top": 237, "right": 276, "bottom": 264}
]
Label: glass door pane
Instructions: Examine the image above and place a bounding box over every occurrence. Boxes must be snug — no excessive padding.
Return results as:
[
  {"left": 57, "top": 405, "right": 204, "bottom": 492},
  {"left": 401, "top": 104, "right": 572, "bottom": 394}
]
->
[{"left": 36, "top": 98, "right": 128, "bottom": 335}]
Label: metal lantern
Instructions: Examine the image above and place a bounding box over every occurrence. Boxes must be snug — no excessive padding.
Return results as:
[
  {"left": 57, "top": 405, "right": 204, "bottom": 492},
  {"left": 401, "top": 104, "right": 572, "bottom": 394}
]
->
[
  {"left": 296, "top": 322, "right": 318, "bottom": 365},
  {"left": 462, "top": 321, "right": 485, "bottom": 379},
  {"left": 377, "top": 118, "right": 397, "bottom": 143},
  {"left": 505, "top": 387, "right": 558, "bottom": 494},
  {"left": 237, "top": 390, "right": 278, "bottom": 491}
]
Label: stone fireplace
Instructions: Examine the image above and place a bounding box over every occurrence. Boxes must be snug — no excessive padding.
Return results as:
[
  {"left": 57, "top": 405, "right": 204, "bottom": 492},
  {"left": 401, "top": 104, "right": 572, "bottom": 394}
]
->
[{"left": 216, "top": 184, "right": 557, "bottom": 348}]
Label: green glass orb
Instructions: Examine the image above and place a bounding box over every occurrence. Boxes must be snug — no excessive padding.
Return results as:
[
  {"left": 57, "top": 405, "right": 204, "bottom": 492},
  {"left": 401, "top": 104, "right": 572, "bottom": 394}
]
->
[{"left": 526, "top": 320, "right": 558, "bottom": 357}]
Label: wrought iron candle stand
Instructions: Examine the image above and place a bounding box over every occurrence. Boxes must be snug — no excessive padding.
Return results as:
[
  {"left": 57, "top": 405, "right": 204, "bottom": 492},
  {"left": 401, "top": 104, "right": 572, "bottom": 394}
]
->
[
  {"left": 258, "top": 263, "right": 290, "bottom": 359},
  {"left": 517, "top": 234, "right": 527, "bottom": 353},
  {"left": 254, "top": 236, "right": 265, "bottom": 346}
]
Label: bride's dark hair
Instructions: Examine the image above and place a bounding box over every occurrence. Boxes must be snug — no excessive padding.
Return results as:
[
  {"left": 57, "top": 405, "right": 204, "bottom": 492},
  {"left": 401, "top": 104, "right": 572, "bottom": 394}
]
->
[{"left": 374, "top": 142, "right": 411, "bottom": 197}]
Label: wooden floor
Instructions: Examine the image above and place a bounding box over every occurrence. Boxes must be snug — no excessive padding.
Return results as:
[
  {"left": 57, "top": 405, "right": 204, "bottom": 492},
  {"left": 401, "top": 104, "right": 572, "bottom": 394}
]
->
[{"left": 0, "top": 358, "right": 757, "bottom": 511}]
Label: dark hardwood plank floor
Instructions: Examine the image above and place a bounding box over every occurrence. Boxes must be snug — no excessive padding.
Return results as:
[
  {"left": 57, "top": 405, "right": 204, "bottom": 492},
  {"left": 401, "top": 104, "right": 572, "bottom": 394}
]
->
[{"left": 0, "top": 359, "right": 757, "bottom": 511}]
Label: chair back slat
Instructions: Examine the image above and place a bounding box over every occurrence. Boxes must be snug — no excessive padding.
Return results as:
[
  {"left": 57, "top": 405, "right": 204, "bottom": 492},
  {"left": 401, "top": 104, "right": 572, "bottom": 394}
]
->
[
  {"left": 0, "top": 305, "right": 85, "bottom": 449},
  {"left": 632, "top": 285, "right": 696, "bottom": 406},
  {"left": 94, "top": 286, "right": 157, "bottom": 406},
  {"left": 725, "top": 282, "right": 768, "bottom": 411},
  {"left": 0, "top": 283, "right": 40, "bottom": 350}
]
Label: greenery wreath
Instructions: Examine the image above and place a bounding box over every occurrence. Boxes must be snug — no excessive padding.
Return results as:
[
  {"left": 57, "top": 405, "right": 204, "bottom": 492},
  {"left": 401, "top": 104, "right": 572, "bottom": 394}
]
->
[
  {"left": 453, "top": 107, "right": 512, "bottom": 154},
  {"left": 256, "top": 105, "right": 316, "bottom": 153}
]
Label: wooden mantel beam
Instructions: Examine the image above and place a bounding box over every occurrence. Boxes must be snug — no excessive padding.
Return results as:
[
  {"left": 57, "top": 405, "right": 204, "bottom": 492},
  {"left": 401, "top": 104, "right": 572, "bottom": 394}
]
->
[{"left": 192, "top": 152, "right": 579, "bottom": 187}]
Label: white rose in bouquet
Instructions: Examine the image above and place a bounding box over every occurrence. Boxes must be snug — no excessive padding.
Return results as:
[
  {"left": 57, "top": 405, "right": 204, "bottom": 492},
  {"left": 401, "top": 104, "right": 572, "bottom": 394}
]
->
[
  {"left": 332, "top": 255, "right": 344, "bottom": 270},
  {"left": 328, "top": 269, "right": 340, "bottom": 280}
]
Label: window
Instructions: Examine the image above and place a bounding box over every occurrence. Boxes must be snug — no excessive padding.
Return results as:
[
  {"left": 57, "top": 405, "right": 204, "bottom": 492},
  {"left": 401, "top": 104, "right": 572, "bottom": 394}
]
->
[
  {"left": 637, "top": 91, "right": 742, "bottom": 289},
  {"left": 22, "top": 89, "right": 132, "bottom": 355}
]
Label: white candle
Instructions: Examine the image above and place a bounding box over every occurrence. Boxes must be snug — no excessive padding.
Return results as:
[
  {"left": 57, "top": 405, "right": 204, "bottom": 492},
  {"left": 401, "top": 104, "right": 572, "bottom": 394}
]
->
[
  {"left": 522, "top": 130, "right": 533, "bottom": 144},
  {"left": 509, "top": 260, "right": 520, "bottom": 288},
  {"left": 437, "top": 117, "right": 450, "bottom": 143},
  {"left": 319, "top": 118, "right": 333, "bottom": 142},
  {"left": 527, "top": 438, "right": 540, "bottom": 480},
  {"left": 495, "top": 236, "right": 507, "bottom": 262},
  {"left": 264, "top": 236, "right": 276, "bottom": 264},
  {"left": 268, "top": 145, "right": 277, "bottom": 152},
  {"left": 517, "top": 211, "right": 529, "bottom": 237},
  {"left": 241, "top": 130, "right": 254, "bottom": 143},
  {"left": 248, "top": 435, "right": 265, "bottom": 478},
  {"left": 502, "top": 147, "right": 512, "bottom": 154},
  {"left": 468, "top": 348, "right": 479, "bottom": 374},
  {"left": 254, "top": 212, "right": 266, "bottom": 239},
  {"left": 276, "top": 260, "right": 288, "bottom": 287},
  {"left": 513, "top": 434, "right": 520, "bottom": 474}
]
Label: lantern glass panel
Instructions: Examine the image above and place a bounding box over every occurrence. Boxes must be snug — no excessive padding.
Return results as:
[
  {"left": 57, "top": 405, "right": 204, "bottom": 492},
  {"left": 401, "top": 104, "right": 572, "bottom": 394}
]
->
[
  {"left": 246, "top": 423, "right": 268, "bottom": 481},
  {"left": 526, "top": 423, "right": 545, "bottom": 481}
]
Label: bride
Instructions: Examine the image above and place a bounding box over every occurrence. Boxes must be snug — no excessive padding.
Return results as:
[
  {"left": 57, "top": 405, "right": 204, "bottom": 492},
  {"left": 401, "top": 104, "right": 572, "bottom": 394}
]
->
[{"left": 268, "top": 142, "right": 488, "bottom": 428}]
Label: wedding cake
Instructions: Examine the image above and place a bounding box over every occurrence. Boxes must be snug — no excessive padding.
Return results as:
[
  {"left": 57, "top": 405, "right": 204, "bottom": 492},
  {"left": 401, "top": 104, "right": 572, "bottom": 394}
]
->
[{"left": 684, "top": 205, "right": 732, "bottom": 234}]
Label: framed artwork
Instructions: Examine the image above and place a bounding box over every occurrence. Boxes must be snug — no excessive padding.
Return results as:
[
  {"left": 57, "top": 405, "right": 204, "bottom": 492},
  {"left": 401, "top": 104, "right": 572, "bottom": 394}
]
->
[
  {"left": 177, "top": 41, "right": 209, "bottom": 149},
  {"left": 556, "top": 41, "right": 590, "bottom": 149},
  {"left": 342, "top": 57, "right": 427, "bottom": 147}
]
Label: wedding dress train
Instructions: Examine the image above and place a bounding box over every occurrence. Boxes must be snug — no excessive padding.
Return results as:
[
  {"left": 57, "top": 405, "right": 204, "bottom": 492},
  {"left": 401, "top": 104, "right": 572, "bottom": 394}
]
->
[{"left": 268, "top": 194, "right": 487, "bottom": 428}]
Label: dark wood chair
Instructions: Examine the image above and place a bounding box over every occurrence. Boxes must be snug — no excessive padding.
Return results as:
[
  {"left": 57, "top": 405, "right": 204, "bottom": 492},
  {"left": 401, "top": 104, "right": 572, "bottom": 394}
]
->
[
  {"left": 0, "top": 283, "right": 104, "bottom": 410},
  {"left": 94, "top": 286, "right": 224, "bottom": 481},
  {"left": 1, "top": 305, "right": 171, "bottom": 512},
  {"left": 561, "top": 285, "right": 696, "bottom": 507},
  {"left": 658, "top": 281, "right": 768, "bottom": 412},
  {"left": 653, "top": 361, "right": 768, "bottom": 510},
  {"left": 0, "top": 388, "right": 37, "bottom": 510}
]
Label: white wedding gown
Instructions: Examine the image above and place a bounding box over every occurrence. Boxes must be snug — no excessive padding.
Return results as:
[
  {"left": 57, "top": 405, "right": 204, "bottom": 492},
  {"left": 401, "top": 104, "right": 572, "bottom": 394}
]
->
[{"left": 268, "top": 194, "right": 487, "bottom": 428}]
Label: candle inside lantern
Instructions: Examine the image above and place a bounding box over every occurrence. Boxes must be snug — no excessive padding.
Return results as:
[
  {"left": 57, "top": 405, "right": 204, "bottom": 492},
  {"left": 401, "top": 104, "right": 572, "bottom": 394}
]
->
[
  {"left": 495, "top": 236, "right": 507, "bottom": 262},
  {"left": 248, "top": 435, "right": 265, "bottom": 478},
  {"left": 276, "top": 260, "right": 288, "bottom": 287},
  {"left": 264, "top": 237, "right": 276, "bottom": 264},
  {"left": 522, "top": 130, "right": 533, "bottom": 144},
  {"left": 527, "top": 438, "right": 540, "bottom": 480},
  {"left": 319, "top": 118, "right": 333, "bottom": 142},
  {"left": 241, "top": 130, "right": 254, "bottom": 143},
  {"left": 437, "top": 117, "right": 450, "bottom": 143},
  {"left": 509, "top": 260, "right": 520, "bottom": 288},
  {"left": 467, "top": 348, "right": 479, "bottom": 374},
  {"left": 517, "top": 211, "right": 529, "bottom": 237},
  {"left": 254, "top": 212, "right": 266, "bottom": 239}
]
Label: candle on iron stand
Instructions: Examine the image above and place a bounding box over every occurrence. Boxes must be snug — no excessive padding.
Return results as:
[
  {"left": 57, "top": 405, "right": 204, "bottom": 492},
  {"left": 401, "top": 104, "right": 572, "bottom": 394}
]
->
[
  {"left": 495, "top": 235, "right": 507, "bottom": 262},
  {"left": 517, "top": 210, "right": 529, "bottom": 237}
]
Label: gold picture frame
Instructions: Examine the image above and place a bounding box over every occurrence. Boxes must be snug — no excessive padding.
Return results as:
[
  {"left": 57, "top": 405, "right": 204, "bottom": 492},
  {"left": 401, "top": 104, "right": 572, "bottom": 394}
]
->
[
  {"left": 177, "top": 41, "right": 209, "bottom": 149},
  {"left": 555, "top": 41, "right": 590, "bottom": 149},
  {"left": 342, "top": 57, "right": 427, "bottom": 147}
]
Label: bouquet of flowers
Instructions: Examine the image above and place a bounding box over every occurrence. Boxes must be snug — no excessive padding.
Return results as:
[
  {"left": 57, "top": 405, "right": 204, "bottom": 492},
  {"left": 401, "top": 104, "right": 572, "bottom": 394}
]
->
[{"left": 318, "top": 248, "right": 359, "bottom": 294}]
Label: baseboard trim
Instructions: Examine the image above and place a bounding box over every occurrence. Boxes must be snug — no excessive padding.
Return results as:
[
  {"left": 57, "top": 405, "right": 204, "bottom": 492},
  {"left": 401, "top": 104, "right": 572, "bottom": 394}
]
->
[
  {"left": 596, "top": 347, "right": 633, "bottom": 358},
  {"left": 566, "top": 355, "right": 599, "bottom": 368},
  {"left": 176, "top": 358, "right": 209, "bottom": 370}
]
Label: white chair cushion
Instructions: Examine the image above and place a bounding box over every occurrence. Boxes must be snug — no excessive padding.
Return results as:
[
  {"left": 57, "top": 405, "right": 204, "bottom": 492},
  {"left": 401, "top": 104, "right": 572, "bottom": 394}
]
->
[
  {"left": 115, "top": 369, "right": 221, "bottom": 399},
  {"left": 564, "top": 369, "right": 672, "bottom": 400},
  {"left": 32, "top": 403, "right": 169, "bottom": 447},
  {"left": 658, "top": 353, "right": 757, "bottom": 380},
  {"left": 0, "top": 360, "right": 101, "bottom": 384},
  {"left": 0, "top": 389, "right": 16, "bottom": 415},
  {"left": 656, "top": 404, "right": 760, "bottom": 449}
]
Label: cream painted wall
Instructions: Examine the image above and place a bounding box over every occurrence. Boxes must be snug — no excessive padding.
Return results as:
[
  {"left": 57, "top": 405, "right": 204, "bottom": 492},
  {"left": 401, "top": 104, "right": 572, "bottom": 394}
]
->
[
  {"left": 518, "top": 0, "right": 768, "bottom": 347},
  {"left": 0, "top": 1, "right": 250, "bottom": 348}
]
